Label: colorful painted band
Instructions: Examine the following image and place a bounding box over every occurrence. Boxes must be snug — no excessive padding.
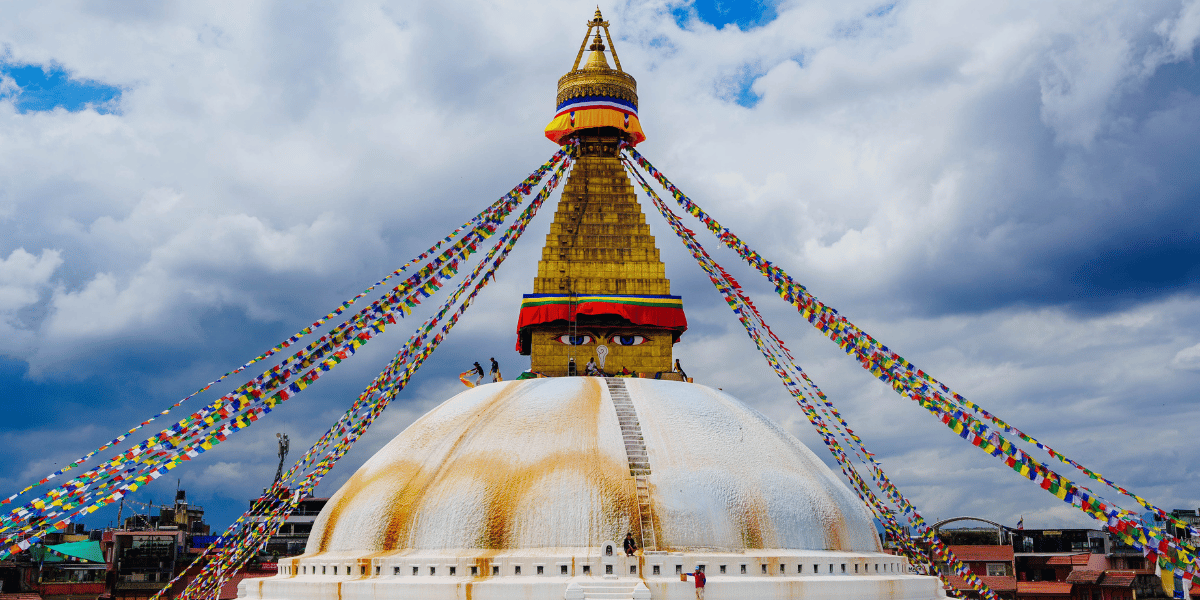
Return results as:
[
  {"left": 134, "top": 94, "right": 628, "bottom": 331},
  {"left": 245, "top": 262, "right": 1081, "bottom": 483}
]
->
[
  {"left": 545, "top": 106, "right": 645, "bottom": 145},
  {"left": 555, "top": 95, "right": 637, "bottom": 116},
  {"left": 516, "top": 293, "right": 686, "bottom": 348}
]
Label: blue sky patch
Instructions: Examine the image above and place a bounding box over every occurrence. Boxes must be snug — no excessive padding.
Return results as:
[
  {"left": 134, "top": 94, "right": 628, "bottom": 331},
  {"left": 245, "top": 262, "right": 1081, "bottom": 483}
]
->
[
  {"left": 732, "top": 72, "right": 760, "bottom": 107},
  {"left": 673, "top": 0, "right": 777, "bottom": 31},
  {"left": 0, "top": 63, "right": 122, "bottom": 114},
  {"left": 868, "top": 3, "right": 897, "bottom": 18}
]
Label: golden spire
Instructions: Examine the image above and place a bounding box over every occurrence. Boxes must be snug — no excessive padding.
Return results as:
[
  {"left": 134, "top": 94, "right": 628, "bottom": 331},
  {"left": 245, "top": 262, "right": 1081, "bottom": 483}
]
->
[
  {"left": 525, "top": 10, "right": 678, "bottom": 375},
  {"left": 556, "top": 8, "right": 637, "bottom": 111},
  {"left": 583, "top": 31, "right": 610, "bottom": 69},
  {"left": 544, "top": 8, "right": 646, "bottom": 146}
]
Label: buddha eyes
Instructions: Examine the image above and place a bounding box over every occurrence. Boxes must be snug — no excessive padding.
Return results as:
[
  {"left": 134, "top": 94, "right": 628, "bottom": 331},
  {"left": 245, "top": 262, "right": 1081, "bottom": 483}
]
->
[
  {"left": 556, "top": 335, "right": 594, "bottom": 345},
  {"left": 610, "top": 335, "right": 648, "bottom": 346},
  {"left": 555, "top": 334, "right": 648, "bottom": 345}
]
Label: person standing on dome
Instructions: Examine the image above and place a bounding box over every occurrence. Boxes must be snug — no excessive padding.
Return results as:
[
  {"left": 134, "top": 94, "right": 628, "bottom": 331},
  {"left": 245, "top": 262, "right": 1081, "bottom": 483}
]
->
[
  {"left": 470, "top": 361, "right": 485, "bottom": 385},
  {"left": 684, "top": 566, "right": 706, "bottom": 599},
  {"left": 489, "top": 357, "right": 502, "bottom": 382},
  {"left": 623, "top": 532, "right": 637, "bottom": 556}
]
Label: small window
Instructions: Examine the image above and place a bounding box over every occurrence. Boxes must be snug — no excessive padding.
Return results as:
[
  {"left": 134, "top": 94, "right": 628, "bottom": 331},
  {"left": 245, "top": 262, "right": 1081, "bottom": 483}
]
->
[
  {"left": 428, "top": 567, "right": 435, "bottom": 576},
  {"left": 450, "top": 566, "right": 456, "bottom": 576},
  {"left": 854, "top": 564, "right": 858, "bottom": 573},
  {"left": 561, "top": 565, "right": 569, "bottom": 575},
  {"left": 393, "top": 567, "right": 399, "bottom": 575},
  {"left": 986, "top": 563, "right": 1007, "bottom": 577},
  {"left": 605, "top": 565, "right": 613, "bottom": 575},
  {"left": 514, "top": 566, "right": 520, "bottom": 575},
  {"left": 875, "top": 564, "right": 878, "bottom": 573},
  {"left": 761, "top": 564, "right": 767, "bottom": 574},
  {"left": 302, "top": 566, "right": 307, "bottom": 574},
  {"left": 333, "top": 566, "right": 337, "bottom": 575},
  {"left": 675, "top": 565, "right": 682, "bottom": 575},
  {"left": 361, "top": 566, "right": 366, "bottom": 575},
  {"left": 841, "top": 564, "right": 846, "bottom": 574},
  {"left": 741, "top": 564, "right": 747, "bottom": 574},
  {"left": 720, "top": 565, "right": 726, "bottom": 574},
  {"left": 780, "top": 564, "right": 786, "bottom": 574},
  {"left": 492, "top": 566, "right": 499, "bottom": 576},
  {"left": 653, "top": 565, "right": 661, "bottom": 575},
  {"left": 630, "top": 565, "right": 636, "bottom": 575},
  {"left": 797, "top": 564, "right": 802, "bottom": 573},
  {"left": 537, "top": 566, "right": 543, "bottom": 575},
  {"left": 583, "top": 565, "right": 591, "bottom": 575},
  {"left": 829, "top": 564, "right": 834, "bottom": 574},
  {"left": 375, "top": 566, "right": 380, "bottom": 576},
  {"left": 413, "top": 567, "right": 419, "bottom": 576},
  {"left": 606, "top": 544, "right": 613, "bottom": 556},
  {"left": 321, "top": 566, "right": 326, "bottom": 575},
  {"left": 471, "top": 566, "right": 478, "bottom": 576}
]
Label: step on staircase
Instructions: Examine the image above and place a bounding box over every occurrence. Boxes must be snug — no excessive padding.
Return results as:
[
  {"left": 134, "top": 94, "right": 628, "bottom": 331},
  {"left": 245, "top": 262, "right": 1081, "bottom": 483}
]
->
[
  {"left": 564, "top": 580, "right": 651, "bottom": 600},
  {"left": 605, "top": 378, "right": 656, "bottom": 552}
]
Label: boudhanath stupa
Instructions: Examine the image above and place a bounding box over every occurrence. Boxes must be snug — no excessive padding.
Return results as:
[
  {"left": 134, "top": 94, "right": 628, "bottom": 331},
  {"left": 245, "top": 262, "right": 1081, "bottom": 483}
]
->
[{"left": 239, "top": 10, "right": 946, "bottom": 600}]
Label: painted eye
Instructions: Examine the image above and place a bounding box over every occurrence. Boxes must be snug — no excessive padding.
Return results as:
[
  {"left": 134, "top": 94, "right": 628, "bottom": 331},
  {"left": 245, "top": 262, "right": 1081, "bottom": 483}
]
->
[
  {"left": 556, "top": 335, "right": 594, "bottom": 345},
  {"left": 610, "top": 335, "right": 648, "bottom": 346}
]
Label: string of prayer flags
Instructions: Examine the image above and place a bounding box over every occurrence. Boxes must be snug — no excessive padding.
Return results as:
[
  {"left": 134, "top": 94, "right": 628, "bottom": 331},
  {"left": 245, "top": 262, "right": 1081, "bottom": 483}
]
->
[
  {"left": 621, "top": 145, "right": 1199, "bottom": 582},
  {"left": 163, "top": 144, "right": 577, "bottom": 600},
  {"left": 623, "top": 160, "right": 995, "bottom": 600},
  {"left": 1, "top": 146, "right": 570, "bottom": 511},
  {"left": 0, "top": 148, "right": 573, "bottom": 561}
]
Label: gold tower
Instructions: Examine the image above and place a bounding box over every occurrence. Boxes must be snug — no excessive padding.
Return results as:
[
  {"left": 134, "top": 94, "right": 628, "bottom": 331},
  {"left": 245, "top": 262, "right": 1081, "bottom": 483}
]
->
[{"left": 518, "top": 10, "right": 686, "bottom": 377}]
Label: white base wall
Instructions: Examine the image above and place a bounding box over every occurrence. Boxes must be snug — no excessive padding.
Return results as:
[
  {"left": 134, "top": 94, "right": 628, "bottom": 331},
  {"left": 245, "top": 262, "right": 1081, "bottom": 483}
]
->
[{"left": 240, "top": 574, "right": 945, "bottom": 600}]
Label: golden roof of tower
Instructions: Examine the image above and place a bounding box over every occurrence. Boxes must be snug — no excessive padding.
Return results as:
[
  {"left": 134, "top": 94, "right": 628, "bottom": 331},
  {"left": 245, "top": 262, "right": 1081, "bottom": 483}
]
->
[{"left": 556, "top": 8, "right": 638, "bottom": 109}]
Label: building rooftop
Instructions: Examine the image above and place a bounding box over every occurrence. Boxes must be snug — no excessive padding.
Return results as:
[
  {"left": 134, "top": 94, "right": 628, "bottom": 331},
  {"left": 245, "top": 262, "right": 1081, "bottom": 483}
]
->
[
  {"left": 1098, "top": 571, "right": 1137, "bottom": 587},
  {"left": 947, "top": 545, "right": 1013, "bottom": 562},
  {"left": 1045, "top": 554, "right": 1091, "bottom": 565},
  {"left": 1064, "top": 570, "right": 1102, "bottom": 584},
  {"left": 1016, "top": 580, "right": 1073, "bottom": 595},
  {"left": 945, "top": 574, "right": 1017, "bottom": 592}
]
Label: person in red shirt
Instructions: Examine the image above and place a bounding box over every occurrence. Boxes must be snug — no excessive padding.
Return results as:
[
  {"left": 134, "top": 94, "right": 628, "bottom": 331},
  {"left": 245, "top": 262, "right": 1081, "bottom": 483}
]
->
[{"left": 684, "top": 566, "right": 706, "bottom": 600}]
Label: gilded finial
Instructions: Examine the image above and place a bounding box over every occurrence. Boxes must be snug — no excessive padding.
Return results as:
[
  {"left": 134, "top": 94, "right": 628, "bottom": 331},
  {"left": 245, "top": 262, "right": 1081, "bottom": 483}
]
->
[
  {"left": 569, "top": 7, "right": 623, "bottom": 73},
  {"left": 546, "top": 9, "right": 643, "bottom": 145}
]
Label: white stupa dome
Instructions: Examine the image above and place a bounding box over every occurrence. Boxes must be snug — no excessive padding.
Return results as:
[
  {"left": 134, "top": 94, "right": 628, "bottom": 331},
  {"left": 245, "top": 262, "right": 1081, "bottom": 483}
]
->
[
  {"left": 241, "top": 378, "right": 945, "bottom": 600},
  {"left": 310, "top": 377, "right": 876, "bottom": 554}
]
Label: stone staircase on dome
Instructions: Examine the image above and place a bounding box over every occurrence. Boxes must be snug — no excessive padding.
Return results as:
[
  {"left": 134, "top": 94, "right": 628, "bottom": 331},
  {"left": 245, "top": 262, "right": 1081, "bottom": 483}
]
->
[
  {"left": 606, "top": 377, "right": 656, "bottom": 552},
  {"left": 564, "top": 580, "right": 651, "bottom": 600}
]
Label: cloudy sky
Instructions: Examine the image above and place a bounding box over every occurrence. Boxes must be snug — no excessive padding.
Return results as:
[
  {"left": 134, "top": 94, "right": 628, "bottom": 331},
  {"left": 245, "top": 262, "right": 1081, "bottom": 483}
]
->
[{"left": 2, "top": 0, "right": 1199, "bottom": 536}]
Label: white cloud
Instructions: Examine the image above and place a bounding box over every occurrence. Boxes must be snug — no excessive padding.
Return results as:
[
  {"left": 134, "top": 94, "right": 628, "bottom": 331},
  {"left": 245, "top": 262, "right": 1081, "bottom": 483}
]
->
[
  {"left": 1170, "top": 342, "right": 1200, "bottom": 371},
  {"left": 0, "top": 247, "right": 62, "bottom": 353},
  {"left": 1159, "top": 0, "right": 1200, "bottom": 61},
  {"left": 0, "top": 247, "right": 60, "bottom": 310}
]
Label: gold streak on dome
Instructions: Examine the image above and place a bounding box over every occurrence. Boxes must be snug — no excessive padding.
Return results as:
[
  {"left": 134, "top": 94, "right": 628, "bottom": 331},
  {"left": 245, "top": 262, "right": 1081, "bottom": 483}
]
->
[{"left": 556, "top": 8, "right": 638, "bottom": 109}]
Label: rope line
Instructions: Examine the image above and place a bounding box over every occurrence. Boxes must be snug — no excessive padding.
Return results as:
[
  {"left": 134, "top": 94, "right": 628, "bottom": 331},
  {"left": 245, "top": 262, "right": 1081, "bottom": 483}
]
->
[
  {"left": 624, "top": 159, "right": 993, "bottom": 599},
  {"left": 162, "top": 146, "right": 576, "bottom": 599},
  {"left": 0, "top": 149, "right": 571, "bottom": 559},
  {"left": 622, "top": 145, "right": 1197, "bottom": 581}
]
